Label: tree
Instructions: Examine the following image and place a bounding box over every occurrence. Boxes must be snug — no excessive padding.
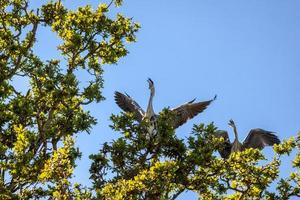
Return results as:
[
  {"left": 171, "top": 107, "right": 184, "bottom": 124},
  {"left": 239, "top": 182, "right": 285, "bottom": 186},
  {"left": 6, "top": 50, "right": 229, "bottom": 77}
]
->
[
  {"left": 90, "top": 111, "right": 300, "bottom": 199},
  {"left": 0, "top": 0, "right": 139, "bottom": 198},
  {"left": 1, "top": 1, "right": 300, "bottom": 200}
]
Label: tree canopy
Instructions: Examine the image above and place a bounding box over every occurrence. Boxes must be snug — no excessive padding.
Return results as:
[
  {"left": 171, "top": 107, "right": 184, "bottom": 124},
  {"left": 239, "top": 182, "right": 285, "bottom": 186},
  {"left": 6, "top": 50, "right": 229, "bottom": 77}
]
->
[
  {"left": 90, "top": 112, "right": 300, "bottom": 199},
  {"left": 0, "top": 0, "right": 299, "bottom": 199},
  {"left": 0, "top": 0, "right": 138, "bottom": 198}
]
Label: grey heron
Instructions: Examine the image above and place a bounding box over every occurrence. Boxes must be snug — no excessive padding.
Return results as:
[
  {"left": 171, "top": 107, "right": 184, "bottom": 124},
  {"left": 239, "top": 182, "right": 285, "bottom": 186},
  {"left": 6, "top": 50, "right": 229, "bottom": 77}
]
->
[
  {"left": 114, "top": 78, "right": 216, "bottom": 133},
  {"left": 216, "top": 119, "right": 280, "bottom": 159}
]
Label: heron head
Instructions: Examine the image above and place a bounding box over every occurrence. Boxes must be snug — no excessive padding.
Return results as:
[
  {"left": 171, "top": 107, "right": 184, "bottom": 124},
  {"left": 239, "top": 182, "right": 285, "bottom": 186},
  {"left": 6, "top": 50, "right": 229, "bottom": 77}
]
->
[
  {"left": 228, "top": 119, "right": 235, "bottom": 128},
  {"left": 147, "top": 78, "right": 154, "bottom": 90}
]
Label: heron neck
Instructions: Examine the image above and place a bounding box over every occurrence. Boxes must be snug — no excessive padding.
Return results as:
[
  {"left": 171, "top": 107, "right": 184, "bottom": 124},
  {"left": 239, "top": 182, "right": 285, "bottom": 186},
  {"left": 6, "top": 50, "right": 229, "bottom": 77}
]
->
[
  {"left": 146, "top": 89, "right": 155, "bottom": 116},
  {"left": 233, "top": 126, "right": 239, "bottom": 141}
]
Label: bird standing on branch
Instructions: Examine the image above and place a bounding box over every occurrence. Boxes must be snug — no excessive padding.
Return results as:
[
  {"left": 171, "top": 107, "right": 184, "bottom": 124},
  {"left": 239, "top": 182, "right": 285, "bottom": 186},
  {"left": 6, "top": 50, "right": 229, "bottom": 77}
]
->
[
  {"left": 216, "top": 119, "right": 280, "bottom": 159},
  {"left": 114, "top": 78, "right": 216, "bottom": 134}
]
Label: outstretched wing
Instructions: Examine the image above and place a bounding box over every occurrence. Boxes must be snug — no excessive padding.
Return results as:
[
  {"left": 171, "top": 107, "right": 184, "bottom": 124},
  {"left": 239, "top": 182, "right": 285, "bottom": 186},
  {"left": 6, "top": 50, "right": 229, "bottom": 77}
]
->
[
  {"left": 114, "top": 91, "right": 145, "bottom": 122},
  {"left": 215, "top": 130, "right": 232, "bottom": 159},
  {"left": 242, "top": 128, "right": 280, "bottom": 150},
  {"left": 170, "top": 95, "right": 216, "bottom": 129}
]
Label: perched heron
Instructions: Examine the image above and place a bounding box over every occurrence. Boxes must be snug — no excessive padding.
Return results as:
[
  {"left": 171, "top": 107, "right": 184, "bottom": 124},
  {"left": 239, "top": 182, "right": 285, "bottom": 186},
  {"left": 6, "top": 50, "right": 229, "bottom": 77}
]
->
[
  {"left": 216, "top": 119, "right": 280, "bottom": 159},
  {"left": 217, "top": 119, "right": 280, "bottom": 159},
  {"left": 114, "top": 78, "right": 216, "bottom": 134}
]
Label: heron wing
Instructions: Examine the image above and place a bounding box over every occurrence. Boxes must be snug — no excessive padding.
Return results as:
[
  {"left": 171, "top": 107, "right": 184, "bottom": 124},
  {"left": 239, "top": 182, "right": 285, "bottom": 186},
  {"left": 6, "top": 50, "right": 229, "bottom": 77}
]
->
[
  {"left": 242, "top": 128, "right": 280, "bottom": 150},
  {"left": 170, "top": 96, "right": 216, "bottom": 129},
  {"left": 114, "top": 91, "right": 145, "bottom": 122},
  {"left": 215, "top": 130, "right": 232, "bottom": 159}
]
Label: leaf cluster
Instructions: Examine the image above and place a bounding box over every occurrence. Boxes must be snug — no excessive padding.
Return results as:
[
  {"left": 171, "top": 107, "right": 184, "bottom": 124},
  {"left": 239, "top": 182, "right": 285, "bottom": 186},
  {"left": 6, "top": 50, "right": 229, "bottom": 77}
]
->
[
  {"left": 90, "top": 112, "right": 300, "bottom": 200},
  {"left": 0, "top": 0, "right": 138, "bottom": 198}
]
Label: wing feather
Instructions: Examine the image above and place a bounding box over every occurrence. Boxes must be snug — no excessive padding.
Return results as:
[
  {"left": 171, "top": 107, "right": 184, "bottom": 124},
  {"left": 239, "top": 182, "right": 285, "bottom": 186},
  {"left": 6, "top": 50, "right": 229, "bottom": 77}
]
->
[
  {"left": 242, "top": 128, "right": 280, "bottom": 150},
  {"left": 114, "top": 91, "right": 145, "bottom": 122},
  {"left": 215, "top": 130, "right": 232, "bottom": 159},
  {"left": 170, "top": 95, "right": 216, "bottom": 129}
]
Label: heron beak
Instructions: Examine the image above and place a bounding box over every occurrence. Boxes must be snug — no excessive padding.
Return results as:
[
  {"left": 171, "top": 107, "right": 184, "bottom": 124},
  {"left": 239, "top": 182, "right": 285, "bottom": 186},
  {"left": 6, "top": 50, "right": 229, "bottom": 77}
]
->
[
  {"left": 147, "top": 78, "right": 153, "bottom": 88},
  {"left": 228, "top": 119, "right": 234, "bottom": 127}
]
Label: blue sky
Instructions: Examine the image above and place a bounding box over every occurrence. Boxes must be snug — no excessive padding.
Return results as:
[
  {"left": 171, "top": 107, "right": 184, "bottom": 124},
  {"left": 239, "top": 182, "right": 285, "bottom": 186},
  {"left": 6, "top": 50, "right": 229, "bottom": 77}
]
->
[{"left": 22, "top": 0, "right": 300, "bottom": 198}]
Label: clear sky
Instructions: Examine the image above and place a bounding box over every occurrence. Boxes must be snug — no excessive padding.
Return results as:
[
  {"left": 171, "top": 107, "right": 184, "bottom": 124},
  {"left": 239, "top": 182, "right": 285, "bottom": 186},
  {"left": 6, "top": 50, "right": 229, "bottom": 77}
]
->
[{"left": 22, "top": 0, "right": 300, "bottom": 199}]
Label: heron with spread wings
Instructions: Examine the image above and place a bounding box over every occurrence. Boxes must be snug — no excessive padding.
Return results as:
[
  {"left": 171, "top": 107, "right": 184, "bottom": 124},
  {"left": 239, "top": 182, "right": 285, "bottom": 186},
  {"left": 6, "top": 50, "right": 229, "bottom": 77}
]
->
[
  {"left": 216, "top": 119, "right": 280, "bottom": 159},
  {"left": 114, "top": 78, "right": 216, "bottom": 135}
]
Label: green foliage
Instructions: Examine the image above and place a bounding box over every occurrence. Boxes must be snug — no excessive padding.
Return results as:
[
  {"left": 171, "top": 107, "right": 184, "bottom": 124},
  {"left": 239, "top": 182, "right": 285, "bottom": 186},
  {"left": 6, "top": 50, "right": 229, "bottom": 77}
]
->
[
  {"left": 1, "top": 1, "right": 300, "bottom": 199},
  {"left": 90, "top": 112, "right": 300, "bottom": 199},
  {"left": 266, "top": 136, "right": 300, "bottom": 199},
  {"left": 0, "top": 0, "right": 138, "bottom": 198}
]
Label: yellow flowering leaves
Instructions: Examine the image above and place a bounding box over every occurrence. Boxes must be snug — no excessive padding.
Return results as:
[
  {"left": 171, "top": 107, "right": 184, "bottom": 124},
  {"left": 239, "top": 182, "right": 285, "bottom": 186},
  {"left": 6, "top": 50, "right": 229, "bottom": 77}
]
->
[
  {"left": 39, "top": 136, "right": 74, "bottom": 182},
  {"left": 38, "top": 136, "right": 76, "bottom": 198},
  {"left": 41, "top": 1, "right": 140, "bottom": 67},
  {"left": 101, "top": 161, "right": 178, "bottom": 199},
  {"left": 220, "top": 150, "right": 279, "bottom": 199},
  {"left": 13, "top": 124, "right": 30, "bottom": 155},
  {"left": 274, "top": 137, "right": 296, "bottom": 155},
  {"left": 2, "top": 0, "right": 300, "bottom": 199},
  {"left": 95, "top": 111, "right": 300, "bottom": 199},
  {"left": 1, "top": 0, "right": 139, "bottom": 199}
]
